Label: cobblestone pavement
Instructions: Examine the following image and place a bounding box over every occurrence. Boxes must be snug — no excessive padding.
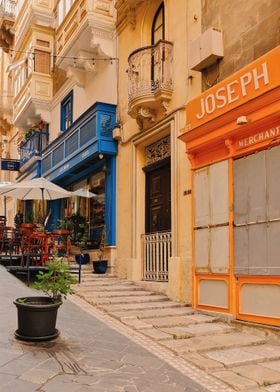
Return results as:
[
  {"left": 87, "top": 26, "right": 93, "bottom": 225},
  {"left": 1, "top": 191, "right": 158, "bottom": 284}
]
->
[
  {"left": 72, "top": 268, "right": 280, "bottom": 392},
  {"left": 0, "top": 265, "right": 222, "bottom": 391}
]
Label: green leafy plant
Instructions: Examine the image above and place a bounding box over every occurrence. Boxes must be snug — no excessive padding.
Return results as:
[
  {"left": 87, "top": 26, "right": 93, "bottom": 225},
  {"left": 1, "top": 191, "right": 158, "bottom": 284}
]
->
[
  {"left": 14, "top": 211, "right": 23, "bottom": 228},
  {"left": 32, "top": 257, "right": 77, "bottom": 301}
]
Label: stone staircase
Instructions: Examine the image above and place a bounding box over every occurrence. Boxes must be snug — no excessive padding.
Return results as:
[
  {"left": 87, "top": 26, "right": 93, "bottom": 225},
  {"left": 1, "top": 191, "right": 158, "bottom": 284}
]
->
[{"left": 74, "top": 267, "right": 280, "bottom": 391}]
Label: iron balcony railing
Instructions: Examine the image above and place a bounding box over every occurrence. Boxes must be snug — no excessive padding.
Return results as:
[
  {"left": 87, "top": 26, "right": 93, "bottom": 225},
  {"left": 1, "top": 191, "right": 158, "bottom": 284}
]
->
[
  {"left": 142, "top": 231, "right": 171, "bottom": 282},
  {"left": 128, "top": 40, "right": 173, "bottom": 105},
  {"left": 19, "top": 130, "right": 49, "bottom": 167},
  {"left": 0, "top": 0, "right": 16, "bottom": 17}
]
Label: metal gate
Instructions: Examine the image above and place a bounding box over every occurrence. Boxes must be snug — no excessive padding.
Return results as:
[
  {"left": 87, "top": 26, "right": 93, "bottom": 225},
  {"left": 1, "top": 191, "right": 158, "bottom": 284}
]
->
[{"left": 142, "top": 231, "right": 171, "bottom": 281}]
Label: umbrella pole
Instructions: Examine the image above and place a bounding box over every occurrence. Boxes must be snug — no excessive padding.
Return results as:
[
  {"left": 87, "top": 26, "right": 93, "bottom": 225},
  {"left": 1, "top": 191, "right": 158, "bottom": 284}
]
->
[
  {"left": 41, "top": 188, "right": 45, "bottom": 229},
  {"left": 4, "top": 196, "right": 6, "bottom": 217}
]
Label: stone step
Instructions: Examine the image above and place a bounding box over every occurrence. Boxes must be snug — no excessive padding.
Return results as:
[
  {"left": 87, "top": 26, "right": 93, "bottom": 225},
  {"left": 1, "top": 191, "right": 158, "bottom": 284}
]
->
[
  {"left": 205, "top": 344, "right": 280, "bottom": 368},
  {"left": 158, "top": 322, "right": 234, "bottom": 339},
  {"left": 144, "top": 313, "right": 220, "bottom": 328},
  {"left": 97, "top": 300, "right": 183, "bottom": 312},
  {"left": 79, "top": 279, "right": 133, "bottom": 286},
  {"left": 160, "top": 332, "right": 266, "bottom": 354},
  {"left": 76, "top": 293, "right": 169, "bottom": 305},
  {"left": 213, "top": 363, "right": 280, "bottom": 391},
  {"left": 75, "top": 285, "right": 150, "bottom": 293},
  {"left": 113, "top": 306, "right": 195, "bottom": 320},
  {"left": 74, "top": 289, "right": 157, "bottom": 297}
]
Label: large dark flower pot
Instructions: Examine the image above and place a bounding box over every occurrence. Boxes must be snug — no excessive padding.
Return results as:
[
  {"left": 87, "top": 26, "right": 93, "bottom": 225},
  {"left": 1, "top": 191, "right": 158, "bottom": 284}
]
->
[
  {"left": 93, "top": 260, "right": 108, "bottom": 274},
  {"left": 75, "top": 253, "right": 90, "bottom": 265},
  {"left": 13, "top": 296, "right": 62, "bottom": 342}
]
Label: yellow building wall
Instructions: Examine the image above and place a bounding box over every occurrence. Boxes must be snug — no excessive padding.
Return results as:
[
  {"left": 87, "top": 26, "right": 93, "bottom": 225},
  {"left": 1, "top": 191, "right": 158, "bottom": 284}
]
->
[{"left": 115, "top": 0, "right": 202, "bottom": 303}]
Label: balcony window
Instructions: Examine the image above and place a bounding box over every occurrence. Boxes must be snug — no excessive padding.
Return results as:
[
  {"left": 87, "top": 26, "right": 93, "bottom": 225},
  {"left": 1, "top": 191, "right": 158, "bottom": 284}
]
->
[
  {"left": 152, "top": 3, "right": 164, "bottom": 44},
  {"left": 57, "top": 0, "right": 75, "bottom": 26},
  {"left": 34, "top": 50, "right": 50, "bottom": 74},
  {"left": 61, "top": 91, "right": 73, "bottom": 131}
]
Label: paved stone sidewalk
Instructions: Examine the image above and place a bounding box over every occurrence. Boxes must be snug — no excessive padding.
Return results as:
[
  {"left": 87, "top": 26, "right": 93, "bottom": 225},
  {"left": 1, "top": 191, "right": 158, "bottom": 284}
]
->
[
  {"left": 73, "top": 269, "right": 280, "bottom": 392},
  {"left": 0, "top": 265, "right": 221, "bottom": 391}
]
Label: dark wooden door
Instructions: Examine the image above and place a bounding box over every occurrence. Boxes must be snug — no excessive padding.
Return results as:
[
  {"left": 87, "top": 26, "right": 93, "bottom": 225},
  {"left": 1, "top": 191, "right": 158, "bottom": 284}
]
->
[{"left": 146, "top": 163, "right": 171, "bottom": 233}]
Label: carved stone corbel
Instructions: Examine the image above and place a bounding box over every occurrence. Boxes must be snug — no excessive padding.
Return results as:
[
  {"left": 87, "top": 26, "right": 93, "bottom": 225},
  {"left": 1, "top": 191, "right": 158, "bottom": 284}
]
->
[
  {"left": 136, "top": 106, "right": 155, "bottom": 130},
  {"left": 67, "top": 67, "right": 86, "bottom": 88}
]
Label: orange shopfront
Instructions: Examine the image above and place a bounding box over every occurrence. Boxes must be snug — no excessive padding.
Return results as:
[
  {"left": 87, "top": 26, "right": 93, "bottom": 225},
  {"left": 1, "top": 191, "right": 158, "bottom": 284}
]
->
[{"left": 180, "top": 46, "right": 280, "bottom": 327}]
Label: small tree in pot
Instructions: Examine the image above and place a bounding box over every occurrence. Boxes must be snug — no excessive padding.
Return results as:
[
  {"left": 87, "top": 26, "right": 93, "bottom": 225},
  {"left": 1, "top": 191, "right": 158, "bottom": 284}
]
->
[
  {"left": 14, "top": 257, "right": 77, "bottom": 342},
  {"left": 93, "top": 226, "right": 108, "bottom": 274}
]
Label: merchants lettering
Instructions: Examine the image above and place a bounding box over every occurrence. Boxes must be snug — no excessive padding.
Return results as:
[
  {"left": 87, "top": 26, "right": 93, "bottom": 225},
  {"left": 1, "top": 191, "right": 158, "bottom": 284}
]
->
[
  {"left": 196, "top": 62, "right": 269, "bottom": 120},
  {"left": 238, "top": 126, "right": 280, "bottom": 149}
]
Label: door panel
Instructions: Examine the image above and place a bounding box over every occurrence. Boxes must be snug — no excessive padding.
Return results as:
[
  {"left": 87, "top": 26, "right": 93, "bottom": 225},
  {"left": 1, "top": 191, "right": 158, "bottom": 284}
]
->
[{"left": 146, "top": 163, "right": 171, "bottom": 233}]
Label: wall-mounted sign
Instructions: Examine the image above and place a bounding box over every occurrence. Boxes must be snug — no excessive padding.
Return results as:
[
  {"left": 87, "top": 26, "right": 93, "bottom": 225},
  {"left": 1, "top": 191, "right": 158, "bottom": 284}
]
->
[
  {"left": 236, "top": 125, "right": 280, "bottom": 150},
  {"left": 1, "top": 159, "right": 20, "bottom": 171},
  {"left": 186, "top": 46, "right": 280, "bottom": 131}
]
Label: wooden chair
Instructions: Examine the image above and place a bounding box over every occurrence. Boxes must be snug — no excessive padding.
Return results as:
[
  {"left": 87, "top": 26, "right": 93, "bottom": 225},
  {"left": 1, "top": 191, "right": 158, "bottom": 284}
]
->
[
  {"left": 21, "top": 232, "right": 49, "bottom": 266},
  {"left": 0, "top": 227, "right": 20, "bottom": 256},
  {"left": 0, "top": 216, "right": 7, "bottom": 227}
]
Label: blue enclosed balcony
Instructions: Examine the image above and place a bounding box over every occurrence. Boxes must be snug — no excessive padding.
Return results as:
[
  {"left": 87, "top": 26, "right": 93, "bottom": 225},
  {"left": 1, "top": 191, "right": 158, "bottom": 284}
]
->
[
  {"left": 41, "top": 102, "right": 117, "bottom": 183},
  {"left": 19, "top": 129, "right": 49, "bottom": 171}
]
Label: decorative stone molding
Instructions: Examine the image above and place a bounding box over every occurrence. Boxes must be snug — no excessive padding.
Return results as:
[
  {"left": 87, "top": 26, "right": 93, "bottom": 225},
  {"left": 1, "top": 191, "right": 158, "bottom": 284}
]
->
[
  {"left": 145, "top": 135, "right": 171, "bottom": 165},
  {"left": 136, "top": 106, "right": 155, "bottom": 130},
  {"left": 115, "top": 0, "right": 145, "bottom": 31}
]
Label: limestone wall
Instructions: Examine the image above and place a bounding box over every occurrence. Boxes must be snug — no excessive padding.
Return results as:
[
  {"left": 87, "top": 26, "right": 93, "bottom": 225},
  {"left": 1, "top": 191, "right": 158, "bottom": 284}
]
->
[{"left": 201, "top": 0, "right": 280, "bottom": 88}]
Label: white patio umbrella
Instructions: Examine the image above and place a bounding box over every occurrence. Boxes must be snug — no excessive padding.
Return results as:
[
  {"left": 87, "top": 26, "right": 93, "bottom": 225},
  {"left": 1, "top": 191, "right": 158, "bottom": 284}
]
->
[
  {"left": 0, "top": 181, "right": 13, "bottom": 216},
  {"left": 0, "top": 177, "right": 73, "bottom": 222},
  {"left": 72, "top": 188, "right": 96, "bottom": 198}
]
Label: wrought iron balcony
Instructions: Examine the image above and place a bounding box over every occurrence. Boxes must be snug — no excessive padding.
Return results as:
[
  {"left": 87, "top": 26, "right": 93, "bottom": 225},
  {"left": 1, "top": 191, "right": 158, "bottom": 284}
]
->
[
  {"left": 128, "top": 40, "right": 173, "bottom": 128},
  {"left": 0, "top": 0, "right": 16, "bottom": 18},
  {"left": 19, "top": 130, "right": 49, "bottom": 169}
]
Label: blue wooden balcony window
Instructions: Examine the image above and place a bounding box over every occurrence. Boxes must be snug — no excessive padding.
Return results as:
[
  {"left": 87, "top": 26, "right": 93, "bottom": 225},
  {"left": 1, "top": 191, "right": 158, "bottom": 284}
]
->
[{"left": 19, "top": 130, "right": 49, "bottom": 168}]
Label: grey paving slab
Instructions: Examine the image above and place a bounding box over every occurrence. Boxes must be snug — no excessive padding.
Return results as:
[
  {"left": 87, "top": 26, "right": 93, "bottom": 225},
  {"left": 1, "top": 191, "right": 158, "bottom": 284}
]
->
[{"left": 0, "top": 266, "right": 214, "bottom": 392}]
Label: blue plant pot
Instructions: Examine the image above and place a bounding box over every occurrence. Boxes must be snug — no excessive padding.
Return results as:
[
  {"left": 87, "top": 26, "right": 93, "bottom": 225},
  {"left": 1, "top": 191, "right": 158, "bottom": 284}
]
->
[
  {"left": 93, "top": 260, "right": 108, "bottom": 274},
  {"left": 75, "top": 253, "right": 90, "bottom": 265}
]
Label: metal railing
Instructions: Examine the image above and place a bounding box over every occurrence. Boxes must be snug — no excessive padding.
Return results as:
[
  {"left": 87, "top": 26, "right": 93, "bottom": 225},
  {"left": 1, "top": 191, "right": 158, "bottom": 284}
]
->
[
  {"left": 128, "top": 40, "right": 173, "bottom": 105},
  {"left": 0, "top": 0, "right": 16, "bottom": 17},
  {"left": 142, "top": 231, "right": 171, "bottom": 281}
]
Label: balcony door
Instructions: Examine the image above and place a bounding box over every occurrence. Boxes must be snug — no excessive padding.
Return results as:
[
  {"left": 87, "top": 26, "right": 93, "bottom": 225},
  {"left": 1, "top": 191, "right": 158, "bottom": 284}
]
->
[
  {"left": 145, "top": 160, "right": 171, "bottom": 234},
  {"left": 151, "top": 3, "right": 165, "bottom": 89},
  {"left": 143, "top": 158, "right": 171, "bottom": 281}
]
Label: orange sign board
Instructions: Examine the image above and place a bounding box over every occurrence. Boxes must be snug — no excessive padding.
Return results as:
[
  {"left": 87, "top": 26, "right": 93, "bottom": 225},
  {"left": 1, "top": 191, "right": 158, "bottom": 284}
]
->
[{"left": 187, "top": 46, "right": 280, "bottom": 130}]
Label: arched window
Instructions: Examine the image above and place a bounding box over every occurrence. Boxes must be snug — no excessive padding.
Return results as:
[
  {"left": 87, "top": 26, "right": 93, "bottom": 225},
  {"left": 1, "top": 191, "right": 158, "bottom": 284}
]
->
[{"left": 151, "top": 3, "right": 165, "bottom": 45}]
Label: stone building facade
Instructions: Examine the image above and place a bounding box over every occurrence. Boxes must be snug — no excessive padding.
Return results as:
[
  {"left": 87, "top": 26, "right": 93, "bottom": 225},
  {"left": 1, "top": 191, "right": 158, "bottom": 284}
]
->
[{"left": 180, "top": 0, "right": 280, "bottom": 326}]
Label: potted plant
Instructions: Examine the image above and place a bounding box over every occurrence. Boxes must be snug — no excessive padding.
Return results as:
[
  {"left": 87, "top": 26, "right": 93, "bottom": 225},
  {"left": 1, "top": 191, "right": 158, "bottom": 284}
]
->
[
  {"left": 75, "top": 232, "right": 90, "bottom": 265},
  {"left": 13, "top": 256, "right": 77, "bottom": 342},
  {"left": 93, "top": 226, "right": 108, "bottom": 274}
]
